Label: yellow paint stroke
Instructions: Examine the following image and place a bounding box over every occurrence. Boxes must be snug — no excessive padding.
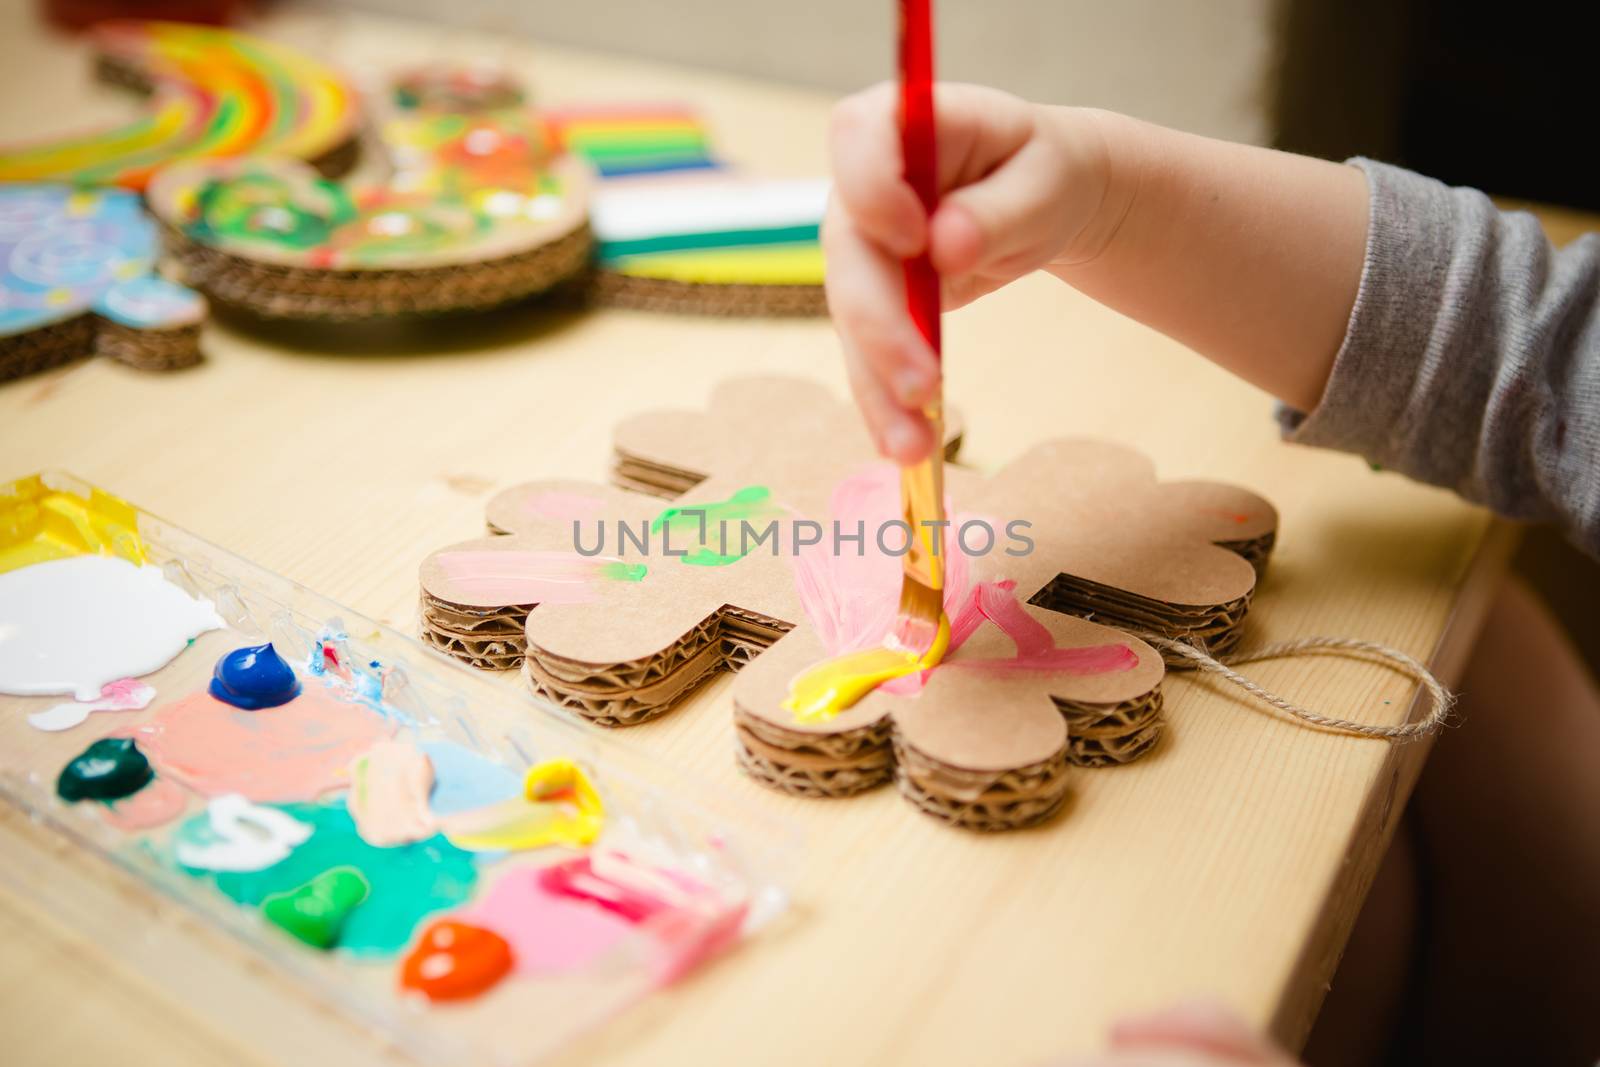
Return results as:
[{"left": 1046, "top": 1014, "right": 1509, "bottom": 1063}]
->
[
  {"left": 440, "top": 757, "right": 604, "bottom": 852},
  {"left": 782, "top": 612, "right": 951, "bottom": 725},
  {"left": 0, "top": 474, "right": 145, "bottom": 574},
  {"left": 782, "top": 422, "right": 952, "bottom": 724}
]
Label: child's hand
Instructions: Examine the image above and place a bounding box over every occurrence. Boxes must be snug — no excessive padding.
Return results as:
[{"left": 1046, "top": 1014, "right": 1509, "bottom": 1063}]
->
[{"left": 824, "top": 83, "right": 1127, "bottom": 462}]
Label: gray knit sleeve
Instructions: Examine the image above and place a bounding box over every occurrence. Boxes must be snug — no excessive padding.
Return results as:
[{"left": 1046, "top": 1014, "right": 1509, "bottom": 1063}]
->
[{"left": 1277, "top": 158, "right": 1600, "bottom": 557}]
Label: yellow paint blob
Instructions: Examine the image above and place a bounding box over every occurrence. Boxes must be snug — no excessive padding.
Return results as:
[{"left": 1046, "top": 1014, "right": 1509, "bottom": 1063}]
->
[
  {"left": 782, "top": 611, "right": 951, "bottom": 725},
  {"left": 440, "top": 757, "right": 605, "bottom": 852},
  {"left": 0, "top": 474, "right": 145, "bottom": 574}
]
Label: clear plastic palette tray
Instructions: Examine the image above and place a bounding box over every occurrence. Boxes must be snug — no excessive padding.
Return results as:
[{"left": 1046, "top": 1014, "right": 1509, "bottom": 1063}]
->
[{"left": 0, "top": 470, "right": 797, "bottom": 1067}]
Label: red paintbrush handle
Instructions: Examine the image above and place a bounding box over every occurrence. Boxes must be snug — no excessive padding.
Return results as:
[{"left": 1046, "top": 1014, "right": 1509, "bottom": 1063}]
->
[{"left": 898, "top": 0, "right": 940, "bottom": 362}]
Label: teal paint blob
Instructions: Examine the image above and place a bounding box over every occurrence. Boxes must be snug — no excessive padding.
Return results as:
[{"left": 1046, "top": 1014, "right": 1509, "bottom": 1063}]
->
[{"left": 175, "top": 798, "right": 478, "bottom": 957}]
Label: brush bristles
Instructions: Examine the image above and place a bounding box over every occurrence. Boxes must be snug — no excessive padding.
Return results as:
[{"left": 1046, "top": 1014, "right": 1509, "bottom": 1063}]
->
[{"left": 894, "top": 580, "right": 944, "bottom": 651}]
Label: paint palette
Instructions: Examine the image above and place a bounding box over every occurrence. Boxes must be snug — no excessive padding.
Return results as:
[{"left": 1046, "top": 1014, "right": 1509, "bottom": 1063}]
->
[{"left": 0, "top": 471, "right": 795, "bottom": 1067}]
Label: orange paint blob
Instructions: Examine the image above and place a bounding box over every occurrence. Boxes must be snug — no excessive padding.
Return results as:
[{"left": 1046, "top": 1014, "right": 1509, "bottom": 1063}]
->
[{"left": 400, "top": 919, "right": 514, "bottom": 1001}]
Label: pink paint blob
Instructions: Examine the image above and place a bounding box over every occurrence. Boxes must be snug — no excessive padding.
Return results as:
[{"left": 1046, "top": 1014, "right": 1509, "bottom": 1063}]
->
[
  {"left": 463, "top": 853, "right": 745, "bottom": 983},
  {"left": 522, "top": 491, "right": 605, "bottom": 523},
  {"left": 115, "top": 687, "right": 393, "bottom": 804},
  {"left": 464, "top": 865, "right": 635, "bottom": 974},
  {"left": 431, "top": 550, "right": 628, "bottom": 605},
  {"left": 102, "top": 776, "right": 188, "bottom": 831},
  {"left": 99, "top": 678, "right": 156, "bottom": 708}
]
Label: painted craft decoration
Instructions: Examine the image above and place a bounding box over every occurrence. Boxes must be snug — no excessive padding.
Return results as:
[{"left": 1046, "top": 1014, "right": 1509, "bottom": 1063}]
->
[
  {"left": 544, "top": 103, "right": 826, "bottom": 316},
  {"left": 147, "top": 72, "right": 592, "bottom": 320},
  {"left": 0, "top": 475, "right": 767, "bottom": 1056},
  {"left": 0, "top": 184, "right": 207, "bottom": 382},
  {"left": 419, "top": 378, "right": 1278, "bottom": 830},
  {"left": 0, "top": 20, "right": 358, "bottom": 191}
]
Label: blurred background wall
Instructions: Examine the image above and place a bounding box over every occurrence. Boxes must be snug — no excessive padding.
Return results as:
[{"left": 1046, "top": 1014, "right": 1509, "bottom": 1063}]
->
[{"left": 321, "top": 0, "right": 1277, "bottom": 145}]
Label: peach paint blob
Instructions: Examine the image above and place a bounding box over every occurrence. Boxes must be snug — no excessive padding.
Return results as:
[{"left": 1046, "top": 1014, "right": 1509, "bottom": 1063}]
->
[
  {"left": 101, "top": 776, "right": 188, "bottom": 831},
  {"left": 348, "top": 737, "right": 437, "bottom": 847},
  {"left": 116, "top": 686, "right": 393, "bottom": 803}
]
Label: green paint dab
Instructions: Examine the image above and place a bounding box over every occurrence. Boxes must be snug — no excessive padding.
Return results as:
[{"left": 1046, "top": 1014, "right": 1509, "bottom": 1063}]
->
[
  {"left": 651, "top": 485, "right": 780, "bottom": 567},
  {"left": 262, "top": 866, "right": 370, "bottom": 949},
  {"left": 599, "top": 561, "right": 648, "bottom": 582}
]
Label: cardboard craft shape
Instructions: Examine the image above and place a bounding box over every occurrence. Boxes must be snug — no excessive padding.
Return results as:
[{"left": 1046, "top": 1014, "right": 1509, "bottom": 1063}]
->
[
  {"left": 0, "top": 184, "right": 206, "bottom": 382},
  {"left": 419, "top": 378, "right": 1278, "bottom": 829},
  {"left": 146, "top": 77, "right": 591, "bottom": 320},
  {"left": 0, "top": 20, "right": 358, "bottom": 191}
]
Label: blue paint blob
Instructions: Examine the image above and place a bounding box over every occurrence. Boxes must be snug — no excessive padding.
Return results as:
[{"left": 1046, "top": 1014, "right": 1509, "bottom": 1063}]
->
[
  {"left": 209, "top": 643, "right": 302, "bottom": 710},
  {"left": 420, "top": 740, "right": 521, "bottom": 817}
]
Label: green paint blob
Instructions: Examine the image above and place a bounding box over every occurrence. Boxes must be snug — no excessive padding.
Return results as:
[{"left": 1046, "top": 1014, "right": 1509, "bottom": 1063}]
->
[
  {"left": 57, "top": 738, "right": 153, "bottom": 802},
  {"left": 651, "top": 486, "right": 780, "bottom": 567},
  {"left": 175, "top": 799, "right": 478, "bottom": 957},
  {"left": 599, "top": 561, "right": 648, "bottom": 582},
  {"left": 261, "top": 866, "right": 370, "bottom": 949}
]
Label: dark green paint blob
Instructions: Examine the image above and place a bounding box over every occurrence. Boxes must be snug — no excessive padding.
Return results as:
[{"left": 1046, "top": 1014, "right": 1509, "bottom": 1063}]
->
[
  {"left": 261, "top": 866, "right": 370, "bottom": 950},
  {"left": 175, "top": 799, "right": 478, "bottom": 957},
  {"left": 57, "top": 738, "right": 153, "bottom": 802},
  {"left": 651, "top": 485, "right": 780, "bottom": 567}
]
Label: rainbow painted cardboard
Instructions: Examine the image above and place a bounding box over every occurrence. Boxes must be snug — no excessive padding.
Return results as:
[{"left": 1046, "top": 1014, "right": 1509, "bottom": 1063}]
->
[
  {"left": 419, "top": 378, "right": 1278, "bottom": 829},
  {"left": 147, "top": 73, "right": 592, "bottom": 320},
  {"left": 544, "top": 104, "right": 826, "bottom": 316},
  {"left": 0, "top": 21, "right": 358, "bottom": 191}
]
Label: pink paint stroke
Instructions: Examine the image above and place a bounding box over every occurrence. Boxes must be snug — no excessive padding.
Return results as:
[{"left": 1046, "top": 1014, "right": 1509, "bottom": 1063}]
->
[
  {"left": 432, "top": 550, "right": 624, "bottom": 605},
  {"left": 522, "top": 490, "right": 605, "bottom": 523},
  {"left": 793, "top": 465, "right": 1137, "bottom": 696},
  {"left": 790, "top": 462, "right": 971, "bottom": 655}
]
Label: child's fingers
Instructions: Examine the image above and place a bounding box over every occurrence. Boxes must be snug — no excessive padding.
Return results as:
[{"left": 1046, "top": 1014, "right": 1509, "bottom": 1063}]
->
[
  {"left": 823, "top": 201, "right": 939, "bottom": 462},
  {"left": 829, "top": 83, "right": 927, "bottom": 259},
  {"left": 930, "top": 127, "right": 1077, "bottom": 278},
  {"left": 824, "top": 198, "right": 941, "bottom": 404}
]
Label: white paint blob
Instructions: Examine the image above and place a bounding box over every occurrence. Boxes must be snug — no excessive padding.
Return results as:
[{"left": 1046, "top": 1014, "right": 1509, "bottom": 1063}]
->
[
  {"left": 175, "top": 794, "right": 313, "bottom": 872},
  {"left": 0, "top": 556, "right": 225, "bottom": 700}
]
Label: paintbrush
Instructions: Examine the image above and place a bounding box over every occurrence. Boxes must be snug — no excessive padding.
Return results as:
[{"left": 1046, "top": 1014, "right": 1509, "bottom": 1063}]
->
[{"left": 892, "top": 0, "right": 946, "bottom": 654}]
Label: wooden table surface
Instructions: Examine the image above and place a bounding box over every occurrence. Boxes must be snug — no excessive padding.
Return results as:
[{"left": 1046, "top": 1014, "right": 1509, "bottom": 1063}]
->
[{"left": 0, "top": 6, "right": 1521, "bottom": 1066}]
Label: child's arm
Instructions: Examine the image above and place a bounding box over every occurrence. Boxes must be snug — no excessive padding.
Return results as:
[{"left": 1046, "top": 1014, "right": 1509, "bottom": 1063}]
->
[{"left": 827, "top": 83, "right": 1600, "bottom": 554}]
